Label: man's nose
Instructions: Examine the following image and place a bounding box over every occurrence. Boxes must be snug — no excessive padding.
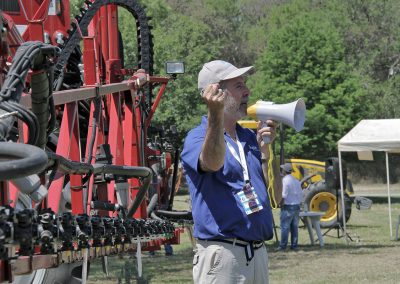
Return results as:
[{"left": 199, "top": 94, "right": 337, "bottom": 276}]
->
[{"left": 243, "top": 85, "right": 250, "bottom": 97}]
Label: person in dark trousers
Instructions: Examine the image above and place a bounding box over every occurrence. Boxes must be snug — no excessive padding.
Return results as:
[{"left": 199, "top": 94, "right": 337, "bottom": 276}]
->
[
  {"left": 277, "top": 163, "right": 303, "bottom": 251},
  {"left": 181, "top": 60, "right": 282, "bottom": 284}
]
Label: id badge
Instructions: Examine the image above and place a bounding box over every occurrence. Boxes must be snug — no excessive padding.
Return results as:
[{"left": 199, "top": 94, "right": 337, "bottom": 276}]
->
[{"left": 237, "top": 182, "right": 263, "bottom": 215}]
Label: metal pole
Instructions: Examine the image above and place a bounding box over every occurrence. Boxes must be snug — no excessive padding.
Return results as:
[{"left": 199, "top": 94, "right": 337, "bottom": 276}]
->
[
  {"left": 272, "top": 212, "right": 279, "bottom": 244},
  {"left": 279, "top": 124, "right": 285, "bottom": 165},
  {"left": 168, "top": 148, "right": 180, "bottom": 210},
  {"left": 338, "top": 150, "right": 348, "bottom": 244},
  {"left": 386, "top": 152, "right": 393, "bottom": 238},
  {"left": 136, "top": 241, "right": 143, "bottom": 278}
]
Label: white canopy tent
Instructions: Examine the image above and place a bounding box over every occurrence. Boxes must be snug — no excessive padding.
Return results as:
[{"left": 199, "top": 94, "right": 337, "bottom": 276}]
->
[{"left": 338, "top": 119, "right": 400, "bottom": 240}]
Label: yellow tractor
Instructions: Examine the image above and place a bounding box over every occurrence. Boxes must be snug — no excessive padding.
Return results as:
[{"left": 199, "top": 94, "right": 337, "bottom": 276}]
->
[{"left": 287, "top": 158, "right": 354, "bottom": 228}]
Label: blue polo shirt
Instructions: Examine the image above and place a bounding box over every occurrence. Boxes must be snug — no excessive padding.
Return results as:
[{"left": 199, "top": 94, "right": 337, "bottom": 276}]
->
[{"left": 181, "top": 116, "right": 274, "bottom": 241}]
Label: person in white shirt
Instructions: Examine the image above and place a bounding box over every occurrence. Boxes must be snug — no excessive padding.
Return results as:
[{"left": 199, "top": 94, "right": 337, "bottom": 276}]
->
[{"left": 277, "top": 163, "right": 303, "bottom": 251}]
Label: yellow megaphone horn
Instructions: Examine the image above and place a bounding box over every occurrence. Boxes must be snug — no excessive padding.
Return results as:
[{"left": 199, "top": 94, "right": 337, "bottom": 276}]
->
[{"left": 247, "top": 98, "right": 306, "bottom": 143}]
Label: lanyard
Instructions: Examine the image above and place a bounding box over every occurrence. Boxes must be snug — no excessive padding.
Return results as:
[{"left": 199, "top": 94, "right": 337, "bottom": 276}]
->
[{"left": 226, "top": 133, "right": 249, "bottom": 182}]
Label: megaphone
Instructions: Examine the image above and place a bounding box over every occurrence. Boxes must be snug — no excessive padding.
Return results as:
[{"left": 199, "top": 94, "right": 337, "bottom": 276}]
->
[{"left": 247, "top": 98, "right": 306, "bottom": 143}]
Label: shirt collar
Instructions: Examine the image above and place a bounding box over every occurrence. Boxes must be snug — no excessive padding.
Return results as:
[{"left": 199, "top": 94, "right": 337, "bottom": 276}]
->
[{"left": 201, "top": 115, "right": 247, "bottom": 141}]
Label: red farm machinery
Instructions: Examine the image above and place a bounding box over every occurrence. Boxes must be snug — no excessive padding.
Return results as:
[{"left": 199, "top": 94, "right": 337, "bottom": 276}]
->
[{"left": 0, "top": 0, "right": 191, "bottom": 282}]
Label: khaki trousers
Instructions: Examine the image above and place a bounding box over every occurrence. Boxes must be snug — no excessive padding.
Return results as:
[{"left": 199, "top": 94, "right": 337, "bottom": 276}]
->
[{"left": 193, "top": 240, "right": 269, "bottom": 284}]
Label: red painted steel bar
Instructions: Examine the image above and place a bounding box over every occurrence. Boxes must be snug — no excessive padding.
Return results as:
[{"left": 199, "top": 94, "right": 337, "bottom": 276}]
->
[
  {"left": 69, "top": 117, "right": 84, "bottom": 215},
  {"left": 47, "top": 102, "right": 79, "bottom": 213},
  {"left": 145, "top": 81, "right": 168, "bottom": 129}
]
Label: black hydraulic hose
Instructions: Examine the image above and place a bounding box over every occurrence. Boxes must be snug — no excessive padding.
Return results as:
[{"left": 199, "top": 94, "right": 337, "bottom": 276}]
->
[
  {"left": 46, "top": 151, "right": 152, "bottom": 217},
  {"left": 92, "top": 164, "right": 151, "bottom": 178},
  {"left": 154, "top": 209, "right": 193, "bottom": 219},
  {"left": 0, "top": 42, "right": 50, "bottom": 101},
  {"left": 47, "top": 95, "right": 56, "bottom": 135},
  {"left": 54, "top": 71, "right": 64, "bottom": 91},
  {"left": 0, "top": 142, "right": 48, "bottom": 180},
  {"left": 47, "top": 66, "right": 56, "bottom": 136},
  {"left": 31, "top": 71, "right": 50, "bottom": 149},
  {"left": 126, "top": 172, "right": 152, "bottom": 218},
  {"left": 0, "top": 44, "right": 37, "bottom": 100},
  {"left": 168, "top": 148, "right": 180, "bottom": 210},
  {"left": 0, "top": 41, "right": 59, "bottom": 144},
  {"left": 46, "top": 151, "right": 93, "bottom": 175},
  {"left": 0, "top": 101, "right": 39, "bottom": 144},
  {"left": 91, "top": 201, "right": 120, "bottom": 212},
  {"left": 47, "top": 151, "right": 151, "bottom": 178},
  {"left": 46, "top": 151, "right": 148, "bottom": 178}
]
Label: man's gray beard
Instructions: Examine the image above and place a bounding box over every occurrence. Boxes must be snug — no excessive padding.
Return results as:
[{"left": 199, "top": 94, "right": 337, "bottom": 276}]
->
[{"left": 224, "top": 96, "right": 246, "bottom": 120}]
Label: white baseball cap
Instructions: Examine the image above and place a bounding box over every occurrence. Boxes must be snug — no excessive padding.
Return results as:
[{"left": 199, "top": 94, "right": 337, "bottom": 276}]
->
[{"left": 198, "top": 60, "right": 254, "bottom": 90}]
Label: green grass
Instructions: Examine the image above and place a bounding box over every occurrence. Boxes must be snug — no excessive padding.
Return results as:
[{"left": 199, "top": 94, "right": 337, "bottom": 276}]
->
[{"left": 87, "top": 194, "right": 400, "bottom": 284}]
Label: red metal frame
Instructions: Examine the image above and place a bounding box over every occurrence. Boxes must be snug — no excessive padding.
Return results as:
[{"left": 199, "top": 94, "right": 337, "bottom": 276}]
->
[{"left": 0, "top": 2, "right": 186, "bottom": 280}]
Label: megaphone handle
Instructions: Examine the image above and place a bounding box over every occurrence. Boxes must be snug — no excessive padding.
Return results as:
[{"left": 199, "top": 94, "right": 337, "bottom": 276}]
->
[
  {"left": 261, "top": 121, "right": 271, "bottom": 144},
  {"left": 263, "top": 136, "right": 271, "bottom": 144}
]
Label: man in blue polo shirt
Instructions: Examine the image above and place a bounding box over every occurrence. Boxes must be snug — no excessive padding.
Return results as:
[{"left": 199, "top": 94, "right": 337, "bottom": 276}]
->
[{"left": 181, "top": 60, "right": 282, "bottom": 284}]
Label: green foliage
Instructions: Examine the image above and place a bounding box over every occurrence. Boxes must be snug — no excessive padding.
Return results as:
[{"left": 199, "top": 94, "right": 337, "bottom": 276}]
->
[
  {"left": 371, "top": 76, "right": 400, "bottom": 119},
  {"left": 117, "top": 8, "right": 139, "bottom": 69},
  {"left": 333, "top": 0, "right": 400, "bottom": 81},
  {"left": 324, "top": 0, "right": 400, "bottom": 120},
  {"left": 69, "top": 0, "right": 85, "bottom": 18},
  {"left": 248, "top": 1, "right": 368, "bottom": 159},
  {"left": 150, "top": 11, "right": 221, "bottom": 139}
]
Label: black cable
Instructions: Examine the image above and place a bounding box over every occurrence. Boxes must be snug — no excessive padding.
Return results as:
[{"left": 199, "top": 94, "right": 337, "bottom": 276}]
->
[
  {"left": 0, "top": 101, "right": 39, "bottom": 144},
  {"left": 47, "top": 66, "right": 56, "bottom": 135},
  {"left": 0, "top": 41, "right": 59, "bottom": 102},
  {"left": 0, "top": 142, "right": 48, "bottom": 180},
  {"left": 0, "top": 42, "right": 42, "bottom": 101},
  {"left": 0, "top": 42, "right": 59, "bottom": 144},
  {"left": 167, "top": 148, "right": 180, "bottom": 210},
  {"left": 46, "top": 159, "right": 60, "bottom": 190},
  {"left": 8, "top": 101, "right": 39, "bottom": 145}
]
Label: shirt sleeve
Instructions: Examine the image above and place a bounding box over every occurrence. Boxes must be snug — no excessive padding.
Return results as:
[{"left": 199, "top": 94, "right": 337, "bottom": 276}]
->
[
  {"left": 181, "top": 127, "right": 205, "bottom": 174},
  {"left": 282, "top": 176, "right": 289, "bottom": 199}
]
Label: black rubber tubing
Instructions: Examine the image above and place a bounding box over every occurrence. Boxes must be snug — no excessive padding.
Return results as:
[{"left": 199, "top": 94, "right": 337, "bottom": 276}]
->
[
  {"left": 0, "top": 142, "right": 48, "bottom": 180},
  {"left": 154, "top": 209, "right": 193, "bottom": 219}
]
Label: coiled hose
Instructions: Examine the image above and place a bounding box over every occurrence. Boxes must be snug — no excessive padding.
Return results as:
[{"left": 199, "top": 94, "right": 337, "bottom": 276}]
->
[
  {"left": 0, "top": 41, "right": 59, "bottom": 147},
  {"left": 0, "top": 142, "right": 47, "bottom": 180}
]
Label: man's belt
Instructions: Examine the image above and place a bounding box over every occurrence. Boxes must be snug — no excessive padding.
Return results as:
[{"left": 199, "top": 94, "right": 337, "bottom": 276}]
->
[{"left": 196, "top": 238, "right": 265, "bottom": 264}]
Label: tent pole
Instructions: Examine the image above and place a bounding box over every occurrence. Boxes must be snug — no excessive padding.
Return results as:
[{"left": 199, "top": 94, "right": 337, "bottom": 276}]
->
[
  {"left": 386, "top": 152, "right": 392, "bottom": 238},
  {"left": 338, "top": 150, "right": 348, "bottom": 244}
]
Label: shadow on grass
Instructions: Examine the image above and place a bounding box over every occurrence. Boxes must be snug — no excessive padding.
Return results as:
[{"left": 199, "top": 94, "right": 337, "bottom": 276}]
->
[
  {"left": 345, "top": 224, "right": 381, "bottom": 229},
  {"left": 366, "top": 197, "right": 400, "bottom": 204},
  {"left": 269, "top": 242, "right": 398, "bottom": 252},
  {"left": 89, "top": 247, "right": 194, "bottom": 284}
]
